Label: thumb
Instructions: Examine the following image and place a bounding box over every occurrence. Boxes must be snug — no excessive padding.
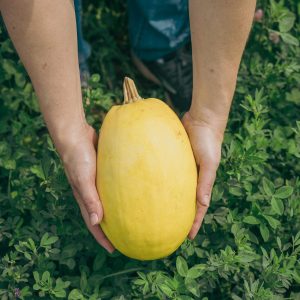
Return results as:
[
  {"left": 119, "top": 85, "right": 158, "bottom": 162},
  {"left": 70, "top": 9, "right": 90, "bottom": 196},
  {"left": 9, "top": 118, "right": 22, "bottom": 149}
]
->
[
  {"left": 188, "top": 162, "right": 217, "bottom": 239},
  {"left": 74, "top": 182, "right": 104, "bottom": 226}
]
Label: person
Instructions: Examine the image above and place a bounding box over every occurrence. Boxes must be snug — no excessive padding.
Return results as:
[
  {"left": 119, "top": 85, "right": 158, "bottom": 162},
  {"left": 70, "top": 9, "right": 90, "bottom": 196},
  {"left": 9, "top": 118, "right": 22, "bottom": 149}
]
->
[
  {"left": 74, "top": 0, "right": 91, "bottom": 87},
  {"left": 0, "top": 0, "right": 256, "bottom": 254},
  {"left": 128, "top": 0, "right": 192, "bottom": 112},
  {"left": 74, "top": 0, "right": 192, "bottom": 111}
]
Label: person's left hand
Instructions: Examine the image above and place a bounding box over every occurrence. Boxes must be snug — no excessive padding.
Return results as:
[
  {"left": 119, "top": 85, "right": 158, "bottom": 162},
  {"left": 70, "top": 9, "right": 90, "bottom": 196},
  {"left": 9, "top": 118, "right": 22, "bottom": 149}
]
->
[{"left": 182, "top": 111, "right": 223, "bottom": 239}]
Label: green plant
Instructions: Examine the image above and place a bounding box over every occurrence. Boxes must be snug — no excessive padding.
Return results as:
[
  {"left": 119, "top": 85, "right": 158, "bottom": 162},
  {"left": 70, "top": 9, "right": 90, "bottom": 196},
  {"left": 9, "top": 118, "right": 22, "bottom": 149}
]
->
[{"left": 0, "top": 0, "right": 299, "bottom": 299}]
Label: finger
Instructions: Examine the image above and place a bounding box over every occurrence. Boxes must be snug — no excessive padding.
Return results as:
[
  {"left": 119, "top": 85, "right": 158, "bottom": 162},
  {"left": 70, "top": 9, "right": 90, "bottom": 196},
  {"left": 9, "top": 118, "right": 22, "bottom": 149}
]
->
[
  {"left": 188, "top": 163, "right": 217, "bottom": 239},
  {"left": 89, "top": 224, "right": 115, "bottom": 254},
  {"left": 188, "top": 201, "right": 209, "bottom": 240},
  {"left": 73, "top": 179, "right": 104, "bottom": 226},
  {"left": 74, "top": 191, "right": 115, "bottom": 253}
]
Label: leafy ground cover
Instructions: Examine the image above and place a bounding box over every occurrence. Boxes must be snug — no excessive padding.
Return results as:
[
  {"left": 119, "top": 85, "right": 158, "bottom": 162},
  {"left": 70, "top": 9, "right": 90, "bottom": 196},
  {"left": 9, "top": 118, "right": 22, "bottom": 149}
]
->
[{"left": 0, "top": 0, "right": 300, "bottom": 299}]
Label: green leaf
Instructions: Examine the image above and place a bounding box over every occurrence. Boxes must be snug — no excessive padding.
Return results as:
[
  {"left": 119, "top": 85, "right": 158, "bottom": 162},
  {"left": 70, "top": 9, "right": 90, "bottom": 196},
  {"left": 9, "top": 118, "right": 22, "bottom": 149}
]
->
[
  {"left": 185, "top": 278, "right": 200, "bottom": 297},
  {"left": 159, "top": 284, "right": 173, "bottom": 297},
  {"left": 294, "top": 232, "right": 300, "bottom": 246},
  {"left": 271, "top": 197, "right": 284, "bottom": 215},
  {"left": 248, "top": 231, "right": 259, "bottom": 244},
  {"left": 243, "top": 216, "right": 260, "bottom": 225},
  {"left": 277, "top": 237, "right": 282, "bottom": 250},
  {"left": 68, "top": 289, "right": 85, "bottom": 300},
  {"left": 42, "top": 271, "right": 50, "bottom": 282},
  {"left": 41, "top": 235, "right": 59, "bottom": 247},
  {"left": 28, "top": 238, "right": 36, "bottom": 251},
  {"left": 64, "top": 258, "right": 75, "bottom": 270},
  {"left": 137, "top": 272, "right": 147, "bottom": 281},
  {"left": 236, "top": 253, "right": 258, "bottom": 263},
  {"left": 262, "top": 177, "right": 275, "bottom": 196},
  {"left": 176, "top": 256, "right": 188, "bottom": 277},
  {"left": 30, "top": 165, "right": 45, "bottom": 180},
  {"left": 20, "top": 286, "right": 32, "bottom": 298},
  {"left": 212, "top": 184, "right": 224, "bottom": 202},
  {"left": 260, "top": 223, "right": 270, "bottom": 242},
  {"left": 24, "top": 252, "right": 32, "bottom": 260},
  {"left": 280, "top": 33, "right": 299, "bottom": 46},
  {"left": 93, "top": 251, "right": 106, "bottom": 271},
  {"left": 90, "top": 73, "right": 100, "bottom": 83},
  {"left": 80, "top": 272, "right": 88, "bottom": 293},
  {"left": 229, "top": 186, "right": 243, "bottom": 196},
  {"left": 41, "top": 155, "right": 52, "bottom": 178},
  {"left": 40, "top": 233, "right": 49, "bottom": 247},
  {"left": 33, "top": 271, "right": 40, "bottom": 282},
  {"left": 2, "top": 59, "right": 16, "bottom": 75},
  {"left": 46, "top": 236, "right": 59, "bottom": 246},
  {"left": 263, "top": 215, "right": 280, "bottom": 229},
  {"left": 134, "top": 279, "right": 145, "bottom": 286},
  {"left": 53, "top": 290, "right": 67, "bottom": 298},
  {"left": 287, "top": 88, "right": 300, "bottom": 105},
  {"left": 56, "top": 278, "right": 70, "bottom": 289},
  {"left": 3, "top": 159, "right": 16, "bottom": 170},
  {"left": 186, "top": 264, "right": 206, "bottom": 279},
  {"left": 274, "top": 186, "right": 294, "bottom": 199},
  {"left": 279, "top": 13, "right": 296, "bottom": 32},
  {"left": 15, "top": 73, "right": 26, "bottom": 88}
]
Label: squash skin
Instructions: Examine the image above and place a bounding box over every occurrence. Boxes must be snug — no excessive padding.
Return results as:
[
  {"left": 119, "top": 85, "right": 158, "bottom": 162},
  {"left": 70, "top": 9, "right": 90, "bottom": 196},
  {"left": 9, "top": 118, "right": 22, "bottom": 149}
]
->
[{"left": 97, "top": 98, "right": 197, "bottom": 260}]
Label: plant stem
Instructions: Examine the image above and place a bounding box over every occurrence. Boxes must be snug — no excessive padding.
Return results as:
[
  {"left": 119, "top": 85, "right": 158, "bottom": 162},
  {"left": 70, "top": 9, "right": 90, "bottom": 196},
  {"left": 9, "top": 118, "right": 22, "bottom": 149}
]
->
[{"left": 101, "top": 267, "right": 146, "bottom": 280}]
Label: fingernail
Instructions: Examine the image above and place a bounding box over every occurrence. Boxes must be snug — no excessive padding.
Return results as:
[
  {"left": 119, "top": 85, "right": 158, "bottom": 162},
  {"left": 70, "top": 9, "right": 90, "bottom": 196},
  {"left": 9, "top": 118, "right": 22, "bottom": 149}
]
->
[
  {"left": 203, "top": 195, "right": 210, "bottom": 206},
  {"left": 90, "top": 213, "right": 99, "bottom": 226},
  {"left": 108, "top": 248, "right": 115, "bottom": 254},
  {"left": 188, "top": 233, "right": 196, "bottom": 240}
]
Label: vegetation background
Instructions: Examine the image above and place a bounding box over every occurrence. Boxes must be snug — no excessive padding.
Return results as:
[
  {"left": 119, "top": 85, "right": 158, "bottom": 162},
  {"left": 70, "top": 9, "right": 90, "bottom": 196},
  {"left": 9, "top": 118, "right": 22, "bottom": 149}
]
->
[{"left": 0, "top": 0, "right": 299, "bottom": 299}]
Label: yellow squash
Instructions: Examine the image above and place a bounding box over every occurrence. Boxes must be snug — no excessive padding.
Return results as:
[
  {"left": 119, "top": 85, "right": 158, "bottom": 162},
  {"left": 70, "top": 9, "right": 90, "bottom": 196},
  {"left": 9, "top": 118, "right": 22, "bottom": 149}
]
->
[{"left": 97, "top": 77, "right": 197, "bottom": 260}]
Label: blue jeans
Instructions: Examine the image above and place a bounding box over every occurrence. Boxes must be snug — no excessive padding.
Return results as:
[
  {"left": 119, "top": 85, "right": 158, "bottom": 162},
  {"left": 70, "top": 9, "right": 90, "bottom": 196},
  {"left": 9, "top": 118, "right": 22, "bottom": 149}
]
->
[
  {"left": 74, "top": 0, "right": 91, "bottom": 66},
  {"left": 75, "top": 0, "right": 190, "bottom": 63},
  {"left": 128, "top": 0, "right": 190, "bottom": 61}
]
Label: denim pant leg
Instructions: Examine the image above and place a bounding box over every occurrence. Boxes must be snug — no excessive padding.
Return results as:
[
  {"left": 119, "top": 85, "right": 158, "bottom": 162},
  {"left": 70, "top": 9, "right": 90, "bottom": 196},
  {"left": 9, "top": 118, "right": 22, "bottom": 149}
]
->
[
  {"left": 74, "top": 0, "right": 91, "bottom": 65},
  {"left": 128, "top": 0, "right": 190, "bottom": 61}
]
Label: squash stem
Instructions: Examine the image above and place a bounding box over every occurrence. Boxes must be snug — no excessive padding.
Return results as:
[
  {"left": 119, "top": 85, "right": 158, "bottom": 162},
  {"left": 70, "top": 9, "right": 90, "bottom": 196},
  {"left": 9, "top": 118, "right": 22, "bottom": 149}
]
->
[{"left": 123, "top": 77, "right": 142, "bottom": 104}]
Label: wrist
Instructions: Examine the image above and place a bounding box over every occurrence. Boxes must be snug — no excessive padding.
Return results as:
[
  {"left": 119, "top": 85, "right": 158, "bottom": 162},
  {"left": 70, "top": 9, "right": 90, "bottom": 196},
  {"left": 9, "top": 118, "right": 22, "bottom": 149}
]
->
[
  {"left": 187, "top": 106, "right": 228, "bottom": 139},
  {"left": 48, "top": 119, "right": 91, "bottom": 156},
  {"left": 190, "top": 71, "right": 236, "bottom": 134}
]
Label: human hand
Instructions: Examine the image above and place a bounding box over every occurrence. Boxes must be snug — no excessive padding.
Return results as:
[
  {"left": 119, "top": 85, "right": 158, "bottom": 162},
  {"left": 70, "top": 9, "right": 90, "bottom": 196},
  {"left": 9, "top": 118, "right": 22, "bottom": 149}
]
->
[
  {"left": 58, "top": 124, "right": 114, "bottom": 253},
  {"left": 182, "top": 111, "right": 223, "bottom": 239}
]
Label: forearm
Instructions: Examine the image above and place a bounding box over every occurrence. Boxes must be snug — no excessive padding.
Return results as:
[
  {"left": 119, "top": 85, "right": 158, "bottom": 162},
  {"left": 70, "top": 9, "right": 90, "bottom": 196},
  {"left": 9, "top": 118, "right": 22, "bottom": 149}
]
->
[
  {"left": 0, "top": 0, "right": 86, "bottom": 154},
  {"left": 189, "top": 0, "right": 256, "bottom": 134}
]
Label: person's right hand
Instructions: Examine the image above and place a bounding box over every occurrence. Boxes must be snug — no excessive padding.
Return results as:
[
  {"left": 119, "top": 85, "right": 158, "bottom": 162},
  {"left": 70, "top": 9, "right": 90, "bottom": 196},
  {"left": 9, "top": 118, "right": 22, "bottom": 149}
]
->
[
  {"left": 182, "top": 111, "right": 223, "bottom": 239},
  {"left": 58, "top": 124, "right": 114, "bottom": 253}
]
